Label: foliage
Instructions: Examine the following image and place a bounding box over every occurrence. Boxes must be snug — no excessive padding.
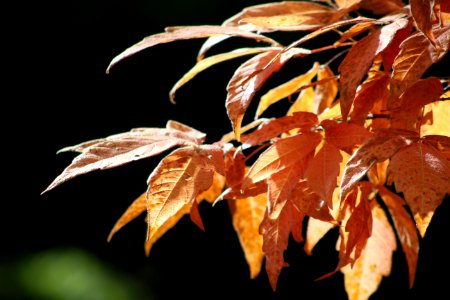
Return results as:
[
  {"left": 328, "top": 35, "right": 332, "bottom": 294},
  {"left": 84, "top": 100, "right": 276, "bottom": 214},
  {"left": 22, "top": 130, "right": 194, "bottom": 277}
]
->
[{"left": 44, "top": 1, "right": 450, "bottom": 299}]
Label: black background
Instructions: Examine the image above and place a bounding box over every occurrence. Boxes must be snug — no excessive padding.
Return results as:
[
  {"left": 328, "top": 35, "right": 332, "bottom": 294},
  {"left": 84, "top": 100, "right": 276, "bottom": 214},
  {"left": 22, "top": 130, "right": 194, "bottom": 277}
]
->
[{"left": 5, "top": 0, "right": 450, "bottom": 299}]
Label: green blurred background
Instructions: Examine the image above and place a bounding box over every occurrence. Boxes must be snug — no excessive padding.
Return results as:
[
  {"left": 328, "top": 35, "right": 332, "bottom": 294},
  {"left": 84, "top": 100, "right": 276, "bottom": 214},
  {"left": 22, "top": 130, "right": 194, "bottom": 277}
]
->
[{"left": 5, "top": 0, "right": 450, "bottom": 299}]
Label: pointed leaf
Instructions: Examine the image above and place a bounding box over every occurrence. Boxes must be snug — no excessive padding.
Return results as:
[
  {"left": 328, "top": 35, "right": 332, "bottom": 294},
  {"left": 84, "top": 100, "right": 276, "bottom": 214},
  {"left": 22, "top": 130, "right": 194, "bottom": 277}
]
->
[
  {"left": 305, "top": 142, "right": 343, "bottom": 208},
  {"left": 197, "top": 172, "right": 226, "bottom": 204},
  {"left": 257, "top": 62, "right": 320, "bottom": 117},
  {"left": 106, "top": 25, "right": 279, "bottom": 72},
  {"left": 390, "top": 25, "right": 450, "bottom": 101},
  {"left": 240, "top": 112, "right": 318, "bottom": 146},
  {"left": 226, "top": 48, "right": 310, "bottom": 140},
  {"left": 292, "top": 180, "right": 335, "bottom": 222},
  {"left": 244, "top": 132, "right": 322, "bottom": 185},
  {"left": 304, "top": 217, "right": 336, "bottom": 255},
  {"left": 170, "top": 47, "right": 278, "bottom": 102},
  {"left": 342, "top": 201, "right": 396, "bottom": 300},
  {"left": 314, "top": 66, "right": 338, "bottom": 114},
  {"left": 321, "top": 120, "right": 374, "bottom": 153},
  {"left": 379, "top": 186, "right": 419, "bottom": 287},
  {"left": 381, "top": 21, "right": 413, "bottom": 72},
  {"left": 229, "top": 193, "right": 267, "bottom": 279},
  {"left": 287, "top": 87, "right": 316, "bottom": 116},
  {"left": 43, "top": 124, "right": 203, "bottom": 193},
  {"left": 190, "top": 199, "right": 205, "bottom": 231},
  {"left": 387, "top": 141, "right": 450, "bottom": 236},
  {"left": 410, "top": 0, "right": 437, "bottom": 47}
]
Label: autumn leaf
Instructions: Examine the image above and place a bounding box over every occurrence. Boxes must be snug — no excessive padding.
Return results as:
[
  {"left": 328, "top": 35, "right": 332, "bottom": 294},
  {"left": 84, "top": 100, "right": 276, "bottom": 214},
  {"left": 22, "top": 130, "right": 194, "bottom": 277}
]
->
[
  {"left": 378, "top": 185, "right": 419, "bottom": 287},
  {"left": 243, "top": 132, "right": 322, "bottom": 186},
  {"left": 341, "top": 200, "right": 397, "bottom": 300},
  {"left": 106, "top": 25, "right": 280, "bottom": 73},
  {"left": 421, "top": 99, "right": 450, "bottom": 136},
  {"left": 314, "top": 66, "right": 338, "bottom": 114},
  {"left": 390, "top": 25, "right": 450, "bottom": 102},
  {"left": 321, "top": 120, "right": 373, "bottom": 153},
  {"left": 359, "top": 0, "right": 405, "bottom": 15},
  {"left": 410, "top": 0, "right": 437, "bottom": 47},
  {"left": 197, "top": 172, "right": 226, "bottom": 204},
  {"left": 226, "top": 48, "right": 310, "bottom": 140},
  {"left": 229, "top": 193, "right": 266, "bottom": 279},
  {"left": 240, "top": 112, "right": 318, "bottom": 146},
  {"left": 387, "top": 141, "right": 450, "bottom": 236},
  {"left": 256, "top": 62, "right": 320, "bottom": 117},
  {"left": 43, "top": 121, "right": 205, "bottom": 193},
  {"left": 292, "top": 180, "right": 335, "bottom": 222},
  {"left": 304, "top": 217, "right": 336, "bottom": 255}
]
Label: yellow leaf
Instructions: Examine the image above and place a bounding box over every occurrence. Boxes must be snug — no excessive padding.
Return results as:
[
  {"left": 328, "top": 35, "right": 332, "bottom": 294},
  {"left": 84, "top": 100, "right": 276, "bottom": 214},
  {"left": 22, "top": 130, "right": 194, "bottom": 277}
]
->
[
  {"left": 421, "top": 99, "right": 450, "bottom": 136},
  {"left": 287, "top": 87, "right": 316, "bottom": 115}
]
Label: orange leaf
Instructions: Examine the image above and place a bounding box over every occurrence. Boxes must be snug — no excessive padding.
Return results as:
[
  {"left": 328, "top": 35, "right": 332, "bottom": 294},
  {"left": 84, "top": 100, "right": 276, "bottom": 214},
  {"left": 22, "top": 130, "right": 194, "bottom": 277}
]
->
[
  {"left": 322, "top": 120, "right": 374, "bottom": 153},
  {"left": 229, "top": 193, "right": 267, "bottom": 279},
  {"left": 287, "top": 87, "right": 316, "bottom": 116},
  {"left": 421, "top": 99, "right": 450, "bottom": 136},
  {"left": 314, "top": 66, "right": 338, "bottom": 114},
  {"left": 367, "top": 160, "right": 389, "bottom": 186},
  {"left": 387, "top": 141, "right": 450, "bottom": 236},
  {"left": 391, "top": 77, "right": 443, "bottom": 132},
  {"left": 305, "top": 142, "right": 343, "bottom": 208},
  {"left": 381, "top": 21, "right": 413, "bottom": 72},
  {"left": 190, "top": 199, "right": 205, "bottom": 231},
  {"left": 197, "top": 172, "right": 226, "bottom": 204},
  {"left": 224, "top": 147, "right": 247, "bottom": 187},
  {"left": 341, "top": 200, "right": 397, "bottom": 300},
  {"left": 340, "top": 129, "right": 417, "bottom": 201},
  {"left": 339, "top": 17, "right": 410, "bottom": 120},
  {"left": 334, "top": 23, "right": 375, "bottom": 46},
  {"left": 226, "top": 48, "right": 309, "bottom": 140},
  {"left": 244, "top": 132, "right": 322, "bottom": 185},
  {"left": 240, "top": 112, "right": 318, "bottom": 146},
  {"left": 256, "top": 62, "right": 319, "bottom": 117},
  {"left": 360, "top": 0, "right": 405, "bottom": 15},
  {"left": 260, "top": 199, "right": 305, "bottom": 290},
  {"left": 378, "top": 186, "right": 419, "bottom": 287},
  {"left": 146, "top": 146, "right": 219, "bottom": 253},
  {"left": 410, "top": 0, "right": 438, "bottom": 47},
  {"left": 304, "top": 217, "right": 336, "bottom": 255},
  {"left": 292, "top": 180, "right": 335, "bottom": 222},
  {"left": 169, "top": 47, "right": 279, "bottom": 102},
  {"left": 106, "top": 25, "right": 279, "bottom": 73},
  {"left": 43, "top": 121, "right": 204, "bottom": 193},
  {"left": 108, "top": 192, "right": 147, "bottom": 242},
  {"left": 437, "top": 0, "right": 450, "bottom": 26},
  {"left": 390, "top": 25, "right": 450, "bottom": 102}
]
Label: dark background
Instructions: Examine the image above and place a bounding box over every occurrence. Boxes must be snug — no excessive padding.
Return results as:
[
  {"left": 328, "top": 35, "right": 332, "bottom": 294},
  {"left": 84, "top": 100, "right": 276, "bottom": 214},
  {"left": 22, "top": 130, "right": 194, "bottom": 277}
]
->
[{"left": 5, "top": 0, "right": 449, "bottom": 299}]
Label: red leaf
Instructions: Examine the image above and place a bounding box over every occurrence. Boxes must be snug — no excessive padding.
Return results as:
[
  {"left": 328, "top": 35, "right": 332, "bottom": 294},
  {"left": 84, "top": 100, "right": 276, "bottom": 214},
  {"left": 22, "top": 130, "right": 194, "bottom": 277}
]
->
[
  {"left": 106, "top": 25, "right": 279, "bottom": 73},
  {"left": 387, "top": 141, "right": 450, "bottom": 236},
  {"left": 321, "top": 120, "right": 374, "bottom": 153},
  {"left": 43, "top": 122, "right": 204, "bottom": 193},
  {"left": 410, "top": 0, "right": 438, "bottom": 47},
  {"left": 305, "top": 142, "right": 343, "bottom": 208},
  {"left": 190, "top": 199, "right": 205, "bottom": 232},
  {"left": 391, "top": 77, "right": 443, "bottom": 132},
  {"left": 360, "top": 0, "right": 405, "bottom": 15},
  {"left": 224, "top": 147, "right": 247, "bottom": 187},
  {"left": 244, "top": 132, "right": 322, "bottom": 185},
  {"left": 381, "top": 20, "right": 413, "bottom": 72},
  {"left": 240, "top": 112, "right": 318, "bottom": 146},
  {"left": 292, "top": 180, "right": 335, "bottom": 222},
  {"left": 379, "top": 186, "right": 419, "bottom": 287},
  {"left": 226, "top": 48, "right": 308, "bottom": 139}
]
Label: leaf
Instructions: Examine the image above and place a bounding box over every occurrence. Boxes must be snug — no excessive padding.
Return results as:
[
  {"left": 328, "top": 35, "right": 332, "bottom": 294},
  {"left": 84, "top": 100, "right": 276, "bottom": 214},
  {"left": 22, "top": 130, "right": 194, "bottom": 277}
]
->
[
  {"left": 410, "top": 0, "right": 437, "bottom": 47},
  {"left": 305, "top": 142, "right": 343, "bottom": 208},
  {"left": 340, "top": 129, "right": 417, "bottom": 201},
  {"left": 387, "top": 141, "right": 450, "bottom": 236},
  {"left": 43, "top": 121, "right": 204, "bottom": 193},
  {"left": 437, "top": 0, "right": 450, "bottom": 26},
  {"left": 391, "top": 77, "right": 443, "bottom": 132},
  {"left": 390, "top": 25, "right": 450, "bottom": 101},
  {"left": 240, "top": 112, "right": 318, "bottom": 146},
  {"left": 421, "top": 99, "right": 450, "bottom": 136},
  {"left": 146, "top": 146, "right": 219, "bottom": 253},
  {"left": 224, "top": 147, "right": 247, "bottom": 187},
  {"left": 334, "top": 23, "right": 375, "bottom": 46},
  {"left": 169, "top": 47, "right": 279, "bottom": 102},
  {"left": 108, "top": 192, "right": 147, "bottom": 242},
  {"left": 304, "top": 217, "right": 336, "bottom": 255},
  {"left": 190, "top": 199, "right": 205, "bottom": 231},
  {"left": 292, "top": 180, "right": 335, "bottom": 222},
  {"left": 229, "top": 193, "right": 267, "bottom": 279},
  {"left": 243, "top": 132, "right": 322, "bottom": 185},
  {"left": 350, "top": 73, "right": 390, "bottom": 125},
  {"left": 381, "top": 21, "right": 413, "bottom": 72},
  {"left": 106, "top": 25, "right": 280, "bottom": 73},
  {"left": 339, "top": 17, "right": 410, "bottom": 120},
  {"left": 341, "top": 200, "right": 397, "bottom": 300},
  {"left": 314, "top": 66, "right": 338, "bottom": 114},
  {"left": 260, "top": 199, "right": 305, "bottom": 290},
  {"left": 197, "top": 172, "right": 226, "bottom": 204},
  {"left": 321, "top": 120, "right": 374, "bottom": 153},
  {"left": 226, "top": 48, "right": 310, "bottom": 140},
  {"left": 256, "top": 62, "right": 320, "bottom": 117},
  {"left": 378, "top": 186, "right": 419, "bottom": 287},
  {"left": 287, "top": 87, "right": 316, "bottom": 116},
  {"left": 360, "top": 0, "right": 405, "bottom": 15}
]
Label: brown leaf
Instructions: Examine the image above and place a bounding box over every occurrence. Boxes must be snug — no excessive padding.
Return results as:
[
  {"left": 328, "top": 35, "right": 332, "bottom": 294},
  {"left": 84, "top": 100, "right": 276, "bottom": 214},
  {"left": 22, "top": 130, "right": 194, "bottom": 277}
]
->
[
  {"left": 437, "top": 0, "right": 450, "bottom": 26},
  {"left": 146, "top": 146, "right": 218, "bottom": 253},
  {"left": 360, "top": 0, "right": 405, "bottom": 15},
  {"left": 197, "top": 172, "right": 226, "bottom": 204},
  {"left": 240, "top": 112, "right": 318, "bottom": 146},
  {"left": 226, "top": 48, "right": 309, "bottom": 140},
  {"left": 390, "top": 25, "right": 450, "bottom": 102},
  {"left": 339, "top": 17, "right": 410, "bottom": 120},
  {"left": 391, "top": 77, "right": 443, "bottom": 132},
  {"left": 229, "top": 193, "right": 267, "bottom": 279},
  {"left": 387, "top": 141, "right": 450, "bottom": 236},
  {"left": 340, "top": 129, "right": 417, "bottom": 201},
  {"left": 224, "top": 147, "right": 247, "bottom": 187},
  {"left": 305, "top": 142, "right": 343, "bottom": 208},
  {"left": 321, "top": 120, "right": 374, "bottom": 153},
  {"left": 256, "top": 62, "right": 320, "bottom": 117},
  {"left": 43, "top": 122, "right": 204, "bottom": 193},
  {"left": 108, "top": 192, "right": 147, "bottom": 242},
  {"left": 381, "top": 21, "right": 413, "bottom": 72},
  {"left": 378, "top": 186, "right": 419, "bottom": 287},
  {"left": 170, "top": 47, "right": 279, "bottom": 102},
  {"left": 243, "top": 132, "right": 322, "bottom": 185},
  {"left": 106, "top": 25, "right": 279, "bottom": 73},
  {"left": 410, "top": 0, "right": 438, "bottom": 47},
  {"left": 341, "top": 200, "right": 396, "bottom": 300},
  {"left": 292, "top": 180, "right": 335, "bottom": 222},
  {"left": 260, "top": 199, "right": 305, "bottom": 290}
]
